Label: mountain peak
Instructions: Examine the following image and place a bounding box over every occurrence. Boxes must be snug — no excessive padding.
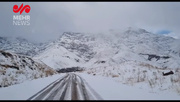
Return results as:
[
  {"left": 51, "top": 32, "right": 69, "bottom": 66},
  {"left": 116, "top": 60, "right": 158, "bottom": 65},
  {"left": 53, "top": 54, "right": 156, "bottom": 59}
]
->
[
  {"left": 124, "top": 27, "right": 150, "bottom": 34},
  {"left": 62, "top": 32, "right": 83, "bottom": 36}
]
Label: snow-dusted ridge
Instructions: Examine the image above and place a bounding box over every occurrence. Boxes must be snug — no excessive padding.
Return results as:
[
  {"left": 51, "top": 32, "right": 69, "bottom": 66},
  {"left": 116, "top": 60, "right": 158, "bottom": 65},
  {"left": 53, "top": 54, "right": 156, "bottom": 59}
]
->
[
  {"left": 0, "top": 50, "right": 57, "bottom": 87},
  {"left": 0, "top": 36, "right": 46, "bottom": 57},
  {"left": 1, "top": 27, "right": 180, "bottom": 70}
]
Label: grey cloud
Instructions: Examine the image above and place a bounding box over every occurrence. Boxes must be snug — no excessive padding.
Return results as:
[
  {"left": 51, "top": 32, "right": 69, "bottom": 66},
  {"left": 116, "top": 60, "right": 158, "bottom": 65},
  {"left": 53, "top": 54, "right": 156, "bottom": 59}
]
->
[
  {"left": 0, "top": 2, "right": 180, "bottom": 43},
  {"left": 0, "top": 2, "right": 76, "bottom": 43}
]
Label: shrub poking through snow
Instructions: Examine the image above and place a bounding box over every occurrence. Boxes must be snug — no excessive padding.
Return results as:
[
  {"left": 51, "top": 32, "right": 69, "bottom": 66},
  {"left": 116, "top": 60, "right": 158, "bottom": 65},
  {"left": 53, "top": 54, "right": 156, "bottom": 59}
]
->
[
  {"left": 83, "top": 61, "right": 180, "bottom": 95},
  {"left": 112, "top": 74, "right": 119, "bottom": 78},
  {"left": 0, "top": 50, "right": 57, "bottom": 87}
]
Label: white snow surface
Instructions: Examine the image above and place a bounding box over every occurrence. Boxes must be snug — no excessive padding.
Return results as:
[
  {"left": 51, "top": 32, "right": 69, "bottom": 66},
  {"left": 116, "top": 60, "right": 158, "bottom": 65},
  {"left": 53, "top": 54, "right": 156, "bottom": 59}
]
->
[
  {"left": 77, "top": 72, "right": 180, "bottom": 100},
  {"left": 34, "top": 43, "right": 85, "bottom": 69},
  {"left": 1, "top": 27, "right": 180, "bottom": 100},
  {"left": 0, "top": 73, "right": 65, "bottom": 100},
  {"left": 0, "top": 50, "right": 56, "bottom": 87},
  {"left": 0, "top": 72, "right": 180, "bottom": 100}
]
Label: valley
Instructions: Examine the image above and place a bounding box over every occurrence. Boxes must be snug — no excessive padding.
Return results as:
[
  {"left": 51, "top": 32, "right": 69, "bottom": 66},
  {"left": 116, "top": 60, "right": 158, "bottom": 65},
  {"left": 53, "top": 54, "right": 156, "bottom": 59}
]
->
[{"left": 0, "top": 27, "right": 180, "bottom": 100}]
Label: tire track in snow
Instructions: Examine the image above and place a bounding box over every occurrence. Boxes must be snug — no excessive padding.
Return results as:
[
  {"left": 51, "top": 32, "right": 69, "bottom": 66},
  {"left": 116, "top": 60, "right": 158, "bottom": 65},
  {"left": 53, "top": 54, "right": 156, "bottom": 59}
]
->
[
  {"left": 45, "top": 74, "right": 70, "bottom": 100},
  {"left": 28, "top": 73, "right": 103, "bottom": 100},
  {"left": 76, "top": 74, "right": 103, "bottom": 100},
  {"left": 71, "top": 74, "right": 78, "bottom": 100},
  {"left": 59, "top": 73, "right": 72, "bottom": 100},
  {"left": 27, "top": 74, "right": 69, "bottom": 100}
]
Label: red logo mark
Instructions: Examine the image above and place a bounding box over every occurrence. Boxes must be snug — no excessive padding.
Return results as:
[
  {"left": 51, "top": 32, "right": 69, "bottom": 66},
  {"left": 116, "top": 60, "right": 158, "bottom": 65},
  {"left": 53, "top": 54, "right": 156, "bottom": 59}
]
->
[{"left": 13, "top": 3, "right": 31, "bottom": 15}]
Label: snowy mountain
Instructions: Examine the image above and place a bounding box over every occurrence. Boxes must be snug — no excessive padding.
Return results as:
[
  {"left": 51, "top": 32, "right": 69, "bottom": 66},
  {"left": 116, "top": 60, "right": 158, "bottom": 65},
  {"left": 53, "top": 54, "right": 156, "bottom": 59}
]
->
[
  {"left": 81, "top": 27, "right": 180, "bottom": 69},
  {"left": 1, "top": 27, "right": 179, "bottom": 70},
  {"left": 0, "top": 50, "right": 56, "bottom": 87},
  {"left": 0, "top": 36, "right": 45, "bottom": 57},
  {"left": 57, "top": 32, "right": 96, "bottom": 61},
  {"left": 34, "top": 41, "right": 86, "bottom": 69},
  {"left": 34, "top": 27, "right": 180, "bottom": 95},
  {"left": 31, "top": 27, "right": 180, "bottom": 70},
  {"left": 1, "top": 27, "right": 180, "bottom": 96}
]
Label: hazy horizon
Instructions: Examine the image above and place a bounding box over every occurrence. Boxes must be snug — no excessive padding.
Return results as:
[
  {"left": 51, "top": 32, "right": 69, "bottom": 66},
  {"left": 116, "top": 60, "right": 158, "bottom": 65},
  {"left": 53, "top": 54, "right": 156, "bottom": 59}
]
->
[{"left": 1, "top": 2, "right": 180, "bottom": 43}]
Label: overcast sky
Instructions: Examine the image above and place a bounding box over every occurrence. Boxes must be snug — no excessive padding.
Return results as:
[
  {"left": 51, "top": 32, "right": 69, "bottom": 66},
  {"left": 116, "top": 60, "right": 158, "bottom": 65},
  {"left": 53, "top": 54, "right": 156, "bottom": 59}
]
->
[{"left": 0, "top": 2, "right": 180, "bottom": 43}]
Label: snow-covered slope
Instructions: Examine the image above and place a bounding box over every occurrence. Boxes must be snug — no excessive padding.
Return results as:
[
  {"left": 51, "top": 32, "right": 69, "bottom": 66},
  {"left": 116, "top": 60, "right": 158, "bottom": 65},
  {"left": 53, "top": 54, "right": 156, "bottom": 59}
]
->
[
  {"left": 57, "top": 32, "right": 96, "bottom": 61},
  {"left": 2, "top": 27, "right": 179, "bottom": 70},
  {"left": 34, "top": 42, "right": 85, "bottom": 69},
  {"left": 1, "top": 27, "right": 180, "bottom": 95},
  {"left": 33, "top": 27, "right": 180, "bottom": 70},
  {"left": 169, "top": 39, "right": 180, "bottom": 58},
  {"left": 0, "top": 36, "right": 45, "bottom": 57},
  {"left": 83, "top": 27, "right": 180, "bottom": 69},
  {"left": 0, "top": 50, "right": 56, "bottom": 87}
]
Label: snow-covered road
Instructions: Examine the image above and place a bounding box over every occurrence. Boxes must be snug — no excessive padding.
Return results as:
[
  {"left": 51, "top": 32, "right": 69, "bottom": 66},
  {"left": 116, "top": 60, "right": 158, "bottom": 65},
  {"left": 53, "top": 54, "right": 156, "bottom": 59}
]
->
[{"left": 27, "top": 73, "right": 103, "bottom": 100}]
